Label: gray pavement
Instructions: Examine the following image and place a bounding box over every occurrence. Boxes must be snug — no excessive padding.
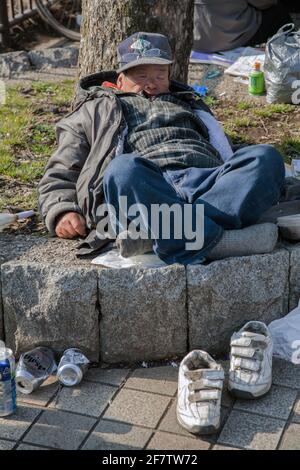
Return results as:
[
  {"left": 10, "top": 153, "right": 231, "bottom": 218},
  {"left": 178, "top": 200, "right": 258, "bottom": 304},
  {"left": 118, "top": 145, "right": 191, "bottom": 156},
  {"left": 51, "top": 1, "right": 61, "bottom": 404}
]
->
[{"left": 1, "top": 358, "right": 300, "bottom": 450}]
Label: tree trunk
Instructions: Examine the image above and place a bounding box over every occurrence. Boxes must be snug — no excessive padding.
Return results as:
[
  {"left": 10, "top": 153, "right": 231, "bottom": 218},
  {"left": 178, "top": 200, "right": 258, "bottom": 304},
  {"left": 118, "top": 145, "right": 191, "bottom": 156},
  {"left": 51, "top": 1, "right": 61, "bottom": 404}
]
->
[{"left": 77, "top": 0, "right": 194, "bottom": 83}]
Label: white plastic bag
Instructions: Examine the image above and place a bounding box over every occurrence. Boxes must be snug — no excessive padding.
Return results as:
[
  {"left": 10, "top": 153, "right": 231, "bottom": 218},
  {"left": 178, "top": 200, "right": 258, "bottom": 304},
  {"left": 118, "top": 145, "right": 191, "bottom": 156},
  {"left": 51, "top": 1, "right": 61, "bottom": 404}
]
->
[
  {"left": 264, "top": 23, "right": 300, "bottom": 104},
  {"left": 91, "top": 249, "right": 167, "bottom": 269},
  {"left": 269, "top": 300, "right": 300, "bottom": 364}
]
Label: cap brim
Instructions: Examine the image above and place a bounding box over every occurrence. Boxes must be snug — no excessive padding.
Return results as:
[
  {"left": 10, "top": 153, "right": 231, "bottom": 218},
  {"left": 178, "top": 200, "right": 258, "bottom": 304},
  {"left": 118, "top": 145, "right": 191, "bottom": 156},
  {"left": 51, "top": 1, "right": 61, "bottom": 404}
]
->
[{"left": 117, "top": 57, "right": 173, "bottom": 74}]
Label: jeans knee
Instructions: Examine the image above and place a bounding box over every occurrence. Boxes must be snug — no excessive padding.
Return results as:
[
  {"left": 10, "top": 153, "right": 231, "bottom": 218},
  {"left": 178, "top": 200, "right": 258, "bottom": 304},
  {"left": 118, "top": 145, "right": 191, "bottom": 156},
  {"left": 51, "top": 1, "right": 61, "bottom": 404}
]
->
[
  {"left": 103, "top": 153, "right": 143, "bottom": 191},
  {"left": 255, "top": 144, "right": 285, "bottom": 182}
]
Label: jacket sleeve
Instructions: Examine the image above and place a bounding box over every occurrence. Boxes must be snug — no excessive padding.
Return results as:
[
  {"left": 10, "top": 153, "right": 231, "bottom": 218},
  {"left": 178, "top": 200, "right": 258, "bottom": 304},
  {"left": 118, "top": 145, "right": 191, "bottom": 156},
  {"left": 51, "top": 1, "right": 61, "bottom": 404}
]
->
[
  {"left": 38, "top": 106, "right": 91, "bottom": 236},
  {"left": 247, "top": 0, "right": 278, "bottom": 10}
]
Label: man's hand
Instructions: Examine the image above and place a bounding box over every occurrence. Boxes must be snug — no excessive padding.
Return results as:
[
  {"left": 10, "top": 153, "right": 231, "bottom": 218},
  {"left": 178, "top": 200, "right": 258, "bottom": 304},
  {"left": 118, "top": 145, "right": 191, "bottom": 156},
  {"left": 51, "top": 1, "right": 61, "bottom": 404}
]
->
[{"left": 55, "top": 212, "right": 87, "bottom": 239}]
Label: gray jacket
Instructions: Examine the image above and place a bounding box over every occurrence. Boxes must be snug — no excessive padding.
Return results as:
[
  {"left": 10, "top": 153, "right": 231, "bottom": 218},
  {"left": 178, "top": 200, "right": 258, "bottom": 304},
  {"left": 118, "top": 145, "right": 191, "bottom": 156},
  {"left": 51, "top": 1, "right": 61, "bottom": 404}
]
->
[
  {"left": 194, "top": 0, "right": 278, "bottom": 52},
  {"left": 38, "top": 71, "right": 214, "bottom": 242}
]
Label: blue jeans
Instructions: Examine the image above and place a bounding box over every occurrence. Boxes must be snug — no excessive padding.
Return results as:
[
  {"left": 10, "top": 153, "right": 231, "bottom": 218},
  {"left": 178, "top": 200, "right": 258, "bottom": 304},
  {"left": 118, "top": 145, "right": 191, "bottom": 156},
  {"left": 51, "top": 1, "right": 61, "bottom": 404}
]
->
[{"left": 103, "top": 144, "right": 285, "bottom": 265}]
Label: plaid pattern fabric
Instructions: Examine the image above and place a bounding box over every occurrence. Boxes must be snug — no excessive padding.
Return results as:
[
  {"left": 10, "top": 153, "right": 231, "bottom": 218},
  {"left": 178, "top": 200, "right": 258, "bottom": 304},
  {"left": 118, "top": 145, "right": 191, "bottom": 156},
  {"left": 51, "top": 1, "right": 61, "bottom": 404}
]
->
[{"left": 119, "top": 93, "right": 223, "bottom": 170}]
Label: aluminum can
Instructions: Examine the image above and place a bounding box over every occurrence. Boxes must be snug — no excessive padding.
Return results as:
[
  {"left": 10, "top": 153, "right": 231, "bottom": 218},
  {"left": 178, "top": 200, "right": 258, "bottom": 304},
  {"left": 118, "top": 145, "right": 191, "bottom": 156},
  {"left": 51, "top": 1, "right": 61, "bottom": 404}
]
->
[
  {"left": 57, "top": 349, "right": 90, "bottom": 387},
  {"left": 0, "top": 345, "right": 17, "bottom": 416},
  {"left": 16, "top": 347, "right": 57, "bottom": 395}
]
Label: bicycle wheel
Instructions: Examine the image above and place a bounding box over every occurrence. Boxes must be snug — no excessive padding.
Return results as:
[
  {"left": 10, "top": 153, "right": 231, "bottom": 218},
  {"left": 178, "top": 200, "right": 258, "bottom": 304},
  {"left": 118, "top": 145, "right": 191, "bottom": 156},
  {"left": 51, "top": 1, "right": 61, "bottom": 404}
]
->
[{"left": 35, "top": 0, "right": 82, "bottom": 41}]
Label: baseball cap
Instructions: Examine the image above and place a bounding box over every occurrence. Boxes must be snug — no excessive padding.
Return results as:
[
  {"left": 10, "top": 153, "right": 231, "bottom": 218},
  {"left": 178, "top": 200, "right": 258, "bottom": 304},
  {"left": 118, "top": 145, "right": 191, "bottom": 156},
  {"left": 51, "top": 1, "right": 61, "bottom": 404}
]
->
[{"left": 117, "top": 32, "right": 173, "bottom": 74}]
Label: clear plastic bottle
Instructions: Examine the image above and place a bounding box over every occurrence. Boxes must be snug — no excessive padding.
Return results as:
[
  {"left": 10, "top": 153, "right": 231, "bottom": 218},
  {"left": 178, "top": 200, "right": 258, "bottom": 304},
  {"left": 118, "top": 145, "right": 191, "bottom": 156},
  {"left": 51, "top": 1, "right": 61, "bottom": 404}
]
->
[
  {"left": 0, "top": 211, "right": 34, "bottom": 232},
  {"left": 0, "top": 341, "right": 17, "bottom": 417}
]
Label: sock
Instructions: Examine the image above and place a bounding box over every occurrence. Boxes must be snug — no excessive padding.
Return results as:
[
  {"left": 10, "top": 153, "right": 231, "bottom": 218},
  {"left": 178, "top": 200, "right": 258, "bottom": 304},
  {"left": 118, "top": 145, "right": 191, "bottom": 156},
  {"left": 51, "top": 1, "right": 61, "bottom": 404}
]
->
[
  {"left": 206, "top": 223, "right": 278, "bottom": 261},
  {"left": 116, "top": 231, "right": 154, "bottom": 258}
]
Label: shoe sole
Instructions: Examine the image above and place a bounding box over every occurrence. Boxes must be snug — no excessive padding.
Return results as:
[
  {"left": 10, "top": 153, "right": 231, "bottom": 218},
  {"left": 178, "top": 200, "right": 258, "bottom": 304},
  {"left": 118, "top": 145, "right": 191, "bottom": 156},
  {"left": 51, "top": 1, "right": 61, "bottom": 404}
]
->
[
  {"left": 176, "top": 410, "right": 219, "bottom": 435},
  {"left": 228, "top": 381, "right": 272, "bottom": 399}
]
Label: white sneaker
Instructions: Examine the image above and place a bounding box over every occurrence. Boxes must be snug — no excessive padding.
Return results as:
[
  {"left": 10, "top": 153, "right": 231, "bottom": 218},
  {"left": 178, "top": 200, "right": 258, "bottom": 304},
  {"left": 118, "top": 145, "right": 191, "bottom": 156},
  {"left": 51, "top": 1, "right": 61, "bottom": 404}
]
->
[
  {"left": 177, "top": 350, "right": 224, "bottom": 435},
  {"left": 228, "top": 321, "right": 273, "bottom": 399}
]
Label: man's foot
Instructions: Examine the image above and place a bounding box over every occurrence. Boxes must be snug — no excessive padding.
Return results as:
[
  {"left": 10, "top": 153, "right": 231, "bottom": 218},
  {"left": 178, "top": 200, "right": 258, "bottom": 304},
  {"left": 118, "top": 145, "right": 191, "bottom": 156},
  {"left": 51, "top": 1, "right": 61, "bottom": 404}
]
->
[
  {"left": 206, "top": 223, "right": 278, "bottom": 261},
  {"left": 116, "top": 230, "right": 153, "bottom": 258},
  {"left": 228, "top": 321, "right": 273, "bottom": 399},
  {"left": 177, "top": 350, "right": 224, "bottom": 435}
]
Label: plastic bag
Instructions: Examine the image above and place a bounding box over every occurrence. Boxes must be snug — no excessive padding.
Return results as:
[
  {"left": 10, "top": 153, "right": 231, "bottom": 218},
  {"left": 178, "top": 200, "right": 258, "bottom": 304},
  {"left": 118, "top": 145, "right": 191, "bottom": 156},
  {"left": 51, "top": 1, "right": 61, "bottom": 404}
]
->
[
  {"left": 91, "top": 249, "right": 167, "bottom": 269},
  {"left": 264, "top": 23, "right": 300, "bottom": 104},
  {"left": 269, "top": 300, "right": 300, "bottom": 364}
]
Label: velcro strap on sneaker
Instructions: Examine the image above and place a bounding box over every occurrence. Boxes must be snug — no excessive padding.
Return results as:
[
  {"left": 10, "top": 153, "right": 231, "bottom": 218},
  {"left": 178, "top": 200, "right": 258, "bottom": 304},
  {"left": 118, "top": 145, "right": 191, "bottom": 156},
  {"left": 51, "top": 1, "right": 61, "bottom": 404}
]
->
[
  {"left": 232, "top": 335, "right": 268, "bottom": 350},
  {"left": 234, "top": 370, "right": 260, "bottom": 384},
  {"left": 203, "top": 370, "right": 224, "bottom": 381},
  {"left": 232, "top": 357, "right": 260, "bottom": 372},
  {"left": 185, "top": 369, "right": 224, "bottom": 382},
  {"left": 231, "top": 346, "right": 256, "bottom": 358},
  {"left": 231, "top": 337, "right": 252, "bottom": 347},
  {"left": 188, "top": 389, "right": 221, "bottom": 403},
  {"left": 246, "top": 333, "right": 268, "bottom": 343},
  {"left": 188, "top": 379, "right": 223, "bottom": 392}
]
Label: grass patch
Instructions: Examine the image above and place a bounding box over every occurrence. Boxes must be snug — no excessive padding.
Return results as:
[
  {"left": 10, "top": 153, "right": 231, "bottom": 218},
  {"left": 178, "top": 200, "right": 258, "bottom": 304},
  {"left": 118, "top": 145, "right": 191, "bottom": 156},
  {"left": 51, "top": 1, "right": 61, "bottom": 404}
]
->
[
  {"left": 0, "top": 80, "right": 74, "bottom": 178},
  {"left": 276, "top": 138, "right": 300, "bottom": 164},
  {"left": 236, "top": 102, "right": 253, "bottom": 111},
  {"left": 223, "top": 128, "right": 249, "bottom": 145},
  {"left": 0, "top": 80, "right": 74, "bottom": 212},
  {"left": 222, "top": 109, "right": 234, "bottom": 117},
  {"left": 204, "top": 96, "right": 217, "bottom": 107},
  {"left": 253, "top": 103, "right": 294, "bottom": 118},
  {"left": 231, "top": 117, "right": 258, "bottom": 128},
  {"left": 0, "top": 190, "right": 38, "bottom": 213}
]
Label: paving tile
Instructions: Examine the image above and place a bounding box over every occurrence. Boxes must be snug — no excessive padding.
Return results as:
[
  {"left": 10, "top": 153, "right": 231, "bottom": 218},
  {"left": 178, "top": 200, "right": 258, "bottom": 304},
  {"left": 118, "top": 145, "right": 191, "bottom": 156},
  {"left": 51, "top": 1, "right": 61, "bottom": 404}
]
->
[
  {"left": 218, "top": 410, "right": 285, "bottom": 450},
  {"left": 125, "top": 366, "right": 178, "bottom": 397},
  {"left": 234, "top": 385, "right": 297, "bottom": 420},
  {"left": 279, "top": 423, "right": 300, "bottom": 450},
  {"left": 0, "top": 439, "right": 16, "bottom": 450},
  {"left": 147, "top": 431, "right": 210, "bottom": 450},
  {"left": 159, "top": 401, "right": 196, "bottom": 439},
  {"left": 158, "top": 400, "right": 229, "bottom": 442},
  {"left": 292, "top": 396, "right": 300, "bottom": 423},
  {"left": 104, "top": 388, "right": 170, "bottom": 429},
  {"left": 23, "top": 409, "right": 96, "bottom": 450},
  {"left": 273, "top": 358, "right": 300, "bottom": 389},
  {"left": 219, "top": 361, "right": 235, "bottom": 408},
  {"left": 85, "top": 368, "right": 130, "bottom": 386},
  {"left": 17, "top": 443, "right": 50, "bottom": 450},
  {"left": 222, "top": 381, "right": 235, "bottom": 408},
  {"left": 17, "top": 377, "right": 58, "bottom": 407},
  {"left": 0, "top": 405, "right": 41, "bottom": 441},
  {"left": 50, "top": 381, "right": 118, "bottom": 418},
  {"left": 213, "top": 444, "right": 240, "bottom": 450},
  {"left": 82, "top": 419, "right": 152, "bottom": 450}
]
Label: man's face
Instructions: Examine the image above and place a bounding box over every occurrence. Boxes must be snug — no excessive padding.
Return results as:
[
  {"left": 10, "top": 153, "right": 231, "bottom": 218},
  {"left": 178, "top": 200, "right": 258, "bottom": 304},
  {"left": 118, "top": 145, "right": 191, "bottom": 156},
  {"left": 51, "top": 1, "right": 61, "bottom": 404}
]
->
[{"left": 117, "top": 64, "right": 170, "bottom": 96}]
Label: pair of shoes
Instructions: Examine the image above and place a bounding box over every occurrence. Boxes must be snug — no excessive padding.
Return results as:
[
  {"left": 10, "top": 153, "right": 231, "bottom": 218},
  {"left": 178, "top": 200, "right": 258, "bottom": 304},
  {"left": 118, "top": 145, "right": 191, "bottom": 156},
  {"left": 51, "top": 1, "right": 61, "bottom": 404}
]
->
[{"left": 177, "top": 321, "right": 273, "bottom": 435}]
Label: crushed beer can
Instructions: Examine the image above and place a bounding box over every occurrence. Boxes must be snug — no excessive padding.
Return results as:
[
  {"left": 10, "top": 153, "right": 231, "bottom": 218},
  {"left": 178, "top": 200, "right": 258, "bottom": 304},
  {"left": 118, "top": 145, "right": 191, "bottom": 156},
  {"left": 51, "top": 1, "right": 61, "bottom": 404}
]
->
[
  {"left": 0, "top": 341, "right": 17, "bottom": 416},
  {"left": 57, "top": 349, "right": 90, "bottom": 387},
  {"left": 16, "top": 347, "right": 57, "bottom": 395}
]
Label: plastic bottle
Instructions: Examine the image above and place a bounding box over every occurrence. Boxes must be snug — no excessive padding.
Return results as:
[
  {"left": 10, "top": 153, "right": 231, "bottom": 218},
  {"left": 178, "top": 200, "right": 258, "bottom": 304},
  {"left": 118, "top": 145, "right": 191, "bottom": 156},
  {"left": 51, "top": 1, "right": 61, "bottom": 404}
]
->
[
  {"left": 249, "top": 61, "right": 265, "bottom": 96},
  {"left": 0, "top": 341, "right": 17, "bottom": 417},
  {"left": 0, "top": 210, "right": 34, "bottom": 232}
]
